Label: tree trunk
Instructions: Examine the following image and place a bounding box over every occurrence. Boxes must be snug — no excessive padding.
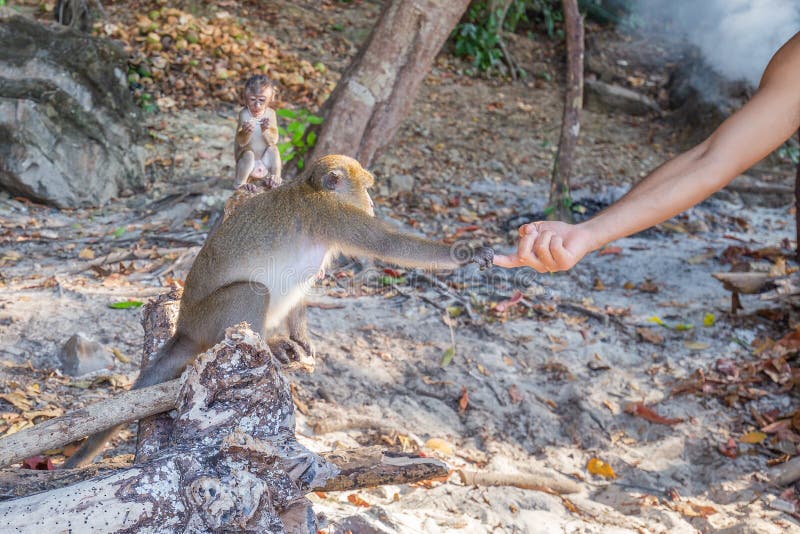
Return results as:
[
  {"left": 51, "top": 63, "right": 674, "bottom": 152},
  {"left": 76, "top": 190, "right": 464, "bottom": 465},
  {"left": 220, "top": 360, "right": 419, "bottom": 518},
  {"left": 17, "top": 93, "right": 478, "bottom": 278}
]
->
[
  {"left": 547, "top": 0, "right": 584, "bottom": 221},
  {"left": 0, "top": 325, "right": 448, "bottom": 532},
  {"left": 309, "top": 0, "right": 471, "bottom": 167}
]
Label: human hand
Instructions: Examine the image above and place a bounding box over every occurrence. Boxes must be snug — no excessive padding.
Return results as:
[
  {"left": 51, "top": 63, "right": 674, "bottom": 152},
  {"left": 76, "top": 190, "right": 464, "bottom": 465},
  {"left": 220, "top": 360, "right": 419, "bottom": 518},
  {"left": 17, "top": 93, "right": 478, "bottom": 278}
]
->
[{"left": 493, "top": 221, "right": 595, "bottom": 272}]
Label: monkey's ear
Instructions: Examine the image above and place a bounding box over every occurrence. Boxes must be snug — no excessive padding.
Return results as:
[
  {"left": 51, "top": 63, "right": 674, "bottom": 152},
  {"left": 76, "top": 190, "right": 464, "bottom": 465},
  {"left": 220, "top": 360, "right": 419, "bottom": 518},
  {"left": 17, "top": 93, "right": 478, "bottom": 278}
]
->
[{"left": 321, "top": 170, "right": 343, "bottom": 191}]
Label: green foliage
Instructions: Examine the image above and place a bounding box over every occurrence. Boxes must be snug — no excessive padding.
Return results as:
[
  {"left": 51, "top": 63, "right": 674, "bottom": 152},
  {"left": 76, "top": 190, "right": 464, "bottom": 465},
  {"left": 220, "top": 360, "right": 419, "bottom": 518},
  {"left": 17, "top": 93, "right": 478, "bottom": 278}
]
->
[
  {"left": 276, "top": 108, "right": 323, "bottom": 171},
  {"left": 778, "top": 141, "right": 800, "bottom": 166},
  {"left": 451, "top": 0, "right": 563, "bottom": 74}
]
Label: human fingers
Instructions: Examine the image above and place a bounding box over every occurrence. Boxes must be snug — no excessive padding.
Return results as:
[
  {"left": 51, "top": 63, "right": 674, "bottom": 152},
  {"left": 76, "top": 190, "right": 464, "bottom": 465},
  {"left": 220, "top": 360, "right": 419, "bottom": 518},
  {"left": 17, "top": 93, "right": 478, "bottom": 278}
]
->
[
  {"left": 532, "top": 230, "right": 558, "bottom": 271},
  {"left": 516, "top": 227, "right": 549, "bottom": 272},
  {"left": 492, "top": 253, "right": 523, "bottom": 268},
  {"left": 549, "top": 236, "right": 576, "bottom": 271}
]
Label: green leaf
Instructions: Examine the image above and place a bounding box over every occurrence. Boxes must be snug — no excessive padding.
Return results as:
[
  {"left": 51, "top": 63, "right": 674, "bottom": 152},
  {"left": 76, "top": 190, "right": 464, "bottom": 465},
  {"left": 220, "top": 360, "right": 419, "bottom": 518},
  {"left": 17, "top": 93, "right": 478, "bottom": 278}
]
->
[
  {"left": 306, "top": 131, "right": 317, "bottom": 147},
  {"left": 674, "top": 323, "right": 693, "bottom": 331},
  {"left": 379, "top": 275, "right": 406, "bottom": 286},
  {"left": 306, "top": 115, "right": 324, "bottom": 125},
  {"left": 297, "top": 158, "right": 304, "bottom": 170},
  {"left": 440, "top": 347, "right": 455, "bottom": 367},
  {"left": 111, "top": 227, "right": 126, "bottom": 238},
  {"left": 276, "top": 109, "right": 297, "bottom": 119},
  {"left": 703, "top": 313, "right": 716, "bottom": 327},
  {"left": 108, "top": 301, "right": 144, "bottom": 309},
  {"left": 446, "top": 306, "right": 463, "bottom": 318},
  {"left": 648, "top": 316, "right": 666, "bottom": 327}
]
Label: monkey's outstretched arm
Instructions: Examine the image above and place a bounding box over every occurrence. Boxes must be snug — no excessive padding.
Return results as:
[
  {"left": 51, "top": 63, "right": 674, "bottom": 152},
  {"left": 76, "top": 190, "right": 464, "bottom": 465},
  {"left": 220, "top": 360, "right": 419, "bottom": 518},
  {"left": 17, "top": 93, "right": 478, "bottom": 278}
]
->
[{"left": 332, "top": 208, "right": 492, "bottom": 270}]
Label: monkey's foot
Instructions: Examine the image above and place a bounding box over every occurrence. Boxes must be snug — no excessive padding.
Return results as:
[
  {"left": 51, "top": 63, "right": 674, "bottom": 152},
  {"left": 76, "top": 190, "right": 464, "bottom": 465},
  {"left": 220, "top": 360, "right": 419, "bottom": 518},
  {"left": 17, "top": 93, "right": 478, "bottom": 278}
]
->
[
  {"left": 268, "top": 336, "right": 315, "bottom": 372},
  {"left": 263, "top": 174, "right": 282, "bottom": 189},
  {"left": 471, "top": 246, "right": 494, "bottom": 270},
  {"left": 239, "top": 182, "right": 260, "bottom": 194}
]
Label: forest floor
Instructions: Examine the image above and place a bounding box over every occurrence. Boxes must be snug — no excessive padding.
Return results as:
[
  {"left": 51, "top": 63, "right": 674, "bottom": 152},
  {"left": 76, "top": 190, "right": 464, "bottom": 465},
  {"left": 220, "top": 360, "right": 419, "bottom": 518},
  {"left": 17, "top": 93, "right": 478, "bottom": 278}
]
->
[{"left": 1, "top": 1, "right": 800, "bottom": 532}]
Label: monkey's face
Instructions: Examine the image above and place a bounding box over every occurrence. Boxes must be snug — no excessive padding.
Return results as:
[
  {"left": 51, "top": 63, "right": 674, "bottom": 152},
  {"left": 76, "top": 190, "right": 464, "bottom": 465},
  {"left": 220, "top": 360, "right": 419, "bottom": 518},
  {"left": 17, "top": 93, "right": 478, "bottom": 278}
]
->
[
  {"left": 309, "top": 155, "right": 376, "bottom": 216},
  {"left": 245, "top": 87, "right": 273, "bottom": 117}
]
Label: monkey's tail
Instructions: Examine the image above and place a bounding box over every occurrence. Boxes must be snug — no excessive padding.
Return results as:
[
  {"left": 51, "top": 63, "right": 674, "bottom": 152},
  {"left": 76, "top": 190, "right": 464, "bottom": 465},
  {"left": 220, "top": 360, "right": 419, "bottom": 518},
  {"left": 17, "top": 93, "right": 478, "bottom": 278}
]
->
[{"left": 62, "top": 335, "right": 198, "bottom": 469}]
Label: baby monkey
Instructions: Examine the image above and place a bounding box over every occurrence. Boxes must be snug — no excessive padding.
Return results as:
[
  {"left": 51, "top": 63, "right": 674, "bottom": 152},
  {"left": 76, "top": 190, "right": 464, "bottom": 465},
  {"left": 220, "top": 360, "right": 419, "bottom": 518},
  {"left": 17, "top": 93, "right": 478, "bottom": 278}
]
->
[
  {"left": 64, "top": 155, "right": 493, "bottom": 468},
  {"left": 235, "top": 75, "right": 281, "bottom": 189}
]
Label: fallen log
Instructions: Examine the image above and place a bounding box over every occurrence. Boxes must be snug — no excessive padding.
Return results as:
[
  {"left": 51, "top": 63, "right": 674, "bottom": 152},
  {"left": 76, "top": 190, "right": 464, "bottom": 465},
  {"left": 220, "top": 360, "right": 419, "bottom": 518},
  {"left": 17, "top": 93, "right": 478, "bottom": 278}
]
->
[{"left": 0, "top": 326, "right": 448, "bottom": 532}]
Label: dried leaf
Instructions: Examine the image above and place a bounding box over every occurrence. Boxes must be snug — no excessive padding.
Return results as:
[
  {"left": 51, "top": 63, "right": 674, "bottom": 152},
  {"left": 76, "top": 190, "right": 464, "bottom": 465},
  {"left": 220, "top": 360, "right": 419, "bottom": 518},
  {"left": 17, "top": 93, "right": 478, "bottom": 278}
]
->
[
  {"left": 347, "top": 493, "right": 370, "bottom": 508},
  {"left": 424, "top": 438, "right": 454, "bottom": 456},
  {"left": 740, "top": 431, "right": 767, "bottom": 444},
  {"left": 587, "top": 457, "right": 616, "bottom": 480},
  {"left": 672, "top": 501, "right": 718, "bottom": 518},
  {"left": 0, "top": 392, "right": 31, "bottom": 411},
  {"left": 684, "top": 341, "right": 709, "bottom": 351},
  {"left": 78, "top": 247, "right": 95, "bottom": 259},
  {"left": 719, "top": 437, "right": 738, "bottom": 459},
  {"left": 626, "top": 402, "right": 683, "bottom": 425},
  {"left": 635, "top": 327, "right": 664, "bottom": 345},
  {"left": 458, "top": 387, "right": 469, "bottom": 414},
  {"left": 495, "top": 291, "right": 523, "bottom": 313},
  {"left": 508, "top": 384, "right": 524, "bottom": 404}
]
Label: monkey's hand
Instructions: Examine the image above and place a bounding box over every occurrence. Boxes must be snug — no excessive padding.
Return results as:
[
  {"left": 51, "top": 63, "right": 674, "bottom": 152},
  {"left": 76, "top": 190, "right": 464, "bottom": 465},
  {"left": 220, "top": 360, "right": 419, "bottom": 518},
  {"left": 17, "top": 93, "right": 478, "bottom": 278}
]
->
[
  {"left": 471, "top": 246, "right": 494, "bottom": 271},
  {"left": 259, "top": 116, "right": 270, "bottom": 131}
]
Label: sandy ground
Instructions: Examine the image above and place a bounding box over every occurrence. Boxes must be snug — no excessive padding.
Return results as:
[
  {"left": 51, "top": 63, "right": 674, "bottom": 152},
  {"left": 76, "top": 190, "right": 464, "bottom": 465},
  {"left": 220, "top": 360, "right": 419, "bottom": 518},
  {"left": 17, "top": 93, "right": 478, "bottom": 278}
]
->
[{"left": 2, "top": 2, "right": 800, "bottom": 533}]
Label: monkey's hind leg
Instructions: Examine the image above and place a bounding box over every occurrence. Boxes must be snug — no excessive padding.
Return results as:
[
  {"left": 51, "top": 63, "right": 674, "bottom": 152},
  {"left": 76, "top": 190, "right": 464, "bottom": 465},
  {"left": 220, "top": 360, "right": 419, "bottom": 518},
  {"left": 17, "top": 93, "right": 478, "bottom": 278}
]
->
[
  {"left": 235, "top": 150, "right": 256, "bottom": 187},
  {"left": 262, "top": 145, "right": 282, "bottom": 188}
]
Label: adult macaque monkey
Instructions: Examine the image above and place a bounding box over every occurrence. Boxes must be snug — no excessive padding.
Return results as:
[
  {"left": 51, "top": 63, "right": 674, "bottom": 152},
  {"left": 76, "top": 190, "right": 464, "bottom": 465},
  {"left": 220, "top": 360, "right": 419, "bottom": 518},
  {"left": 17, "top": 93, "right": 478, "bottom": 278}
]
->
[
  {"left": 235, "top": 75, "right": 281, "bottom": 189},
  {"left": 65, "top": 155, "right": 493, "bottom": 468}
]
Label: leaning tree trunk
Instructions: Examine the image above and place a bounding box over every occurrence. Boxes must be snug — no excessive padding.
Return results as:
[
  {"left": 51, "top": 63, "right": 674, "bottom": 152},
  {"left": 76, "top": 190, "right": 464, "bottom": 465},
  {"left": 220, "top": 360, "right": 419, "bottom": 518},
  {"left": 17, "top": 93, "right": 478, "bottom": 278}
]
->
[
  {"left": 546, "top": 0, "right": 584, "bottom": 222},
  {"left": 308, "top": 0, "right": 471, "bottom": 167}
]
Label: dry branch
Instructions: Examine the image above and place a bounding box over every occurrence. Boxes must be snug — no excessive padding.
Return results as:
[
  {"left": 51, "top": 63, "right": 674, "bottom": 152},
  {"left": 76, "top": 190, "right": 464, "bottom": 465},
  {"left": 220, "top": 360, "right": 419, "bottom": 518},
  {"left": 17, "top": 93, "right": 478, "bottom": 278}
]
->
[
  {"left": 0, "top": 380, "right": 179, "bottom": 468},
  {"left": 456, "top": 469, "right": 580, "bottom": 495}
]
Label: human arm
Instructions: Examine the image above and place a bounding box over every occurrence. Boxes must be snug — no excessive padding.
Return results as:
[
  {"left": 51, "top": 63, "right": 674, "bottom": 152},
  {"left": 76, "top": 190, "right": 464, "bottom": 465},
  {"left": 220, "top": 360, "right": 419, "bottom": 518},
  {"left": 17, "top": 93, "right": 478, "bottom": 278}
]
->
[{"left": 495, "top": 32, "right": 800, "bottom": 272}]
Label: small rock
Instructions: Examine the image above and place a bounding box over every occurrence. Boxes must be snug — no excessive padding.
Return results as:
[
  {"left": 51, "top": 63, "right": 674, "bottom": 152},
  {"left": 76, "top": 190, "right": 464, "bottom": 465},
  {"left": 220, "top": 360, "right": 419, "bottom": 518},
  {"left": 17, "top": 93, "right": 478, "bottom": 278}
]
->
[
  {"left": 584, "top": 80, "right": 661, "bottom": 116},
  {"left": 59, "top": 333, "right": 113, "bottom": 376},
  {"left": 387, "top": 174, "right": 414, "bottom": 193}
]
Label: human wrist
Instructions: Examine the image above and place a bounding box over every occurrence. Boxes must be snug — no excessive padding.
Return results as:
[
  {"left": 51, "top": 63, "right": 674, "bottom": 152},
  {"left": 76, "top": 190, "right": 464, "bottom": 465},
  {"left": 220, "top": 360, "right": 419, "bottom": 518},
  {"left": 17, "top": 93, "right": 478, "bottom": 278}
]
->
[{"left": 576, "top": 218, "right": 612, "bottom": 253}]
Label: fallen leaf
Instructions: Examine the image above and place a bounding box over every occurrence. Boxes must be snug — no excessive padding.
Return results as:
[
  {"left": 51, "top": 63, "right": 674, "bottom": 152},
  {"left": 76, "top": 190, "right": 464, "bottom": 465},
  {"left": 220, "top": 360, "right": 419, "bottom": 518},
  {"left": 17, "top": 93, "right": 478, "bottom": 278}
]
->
[
  {"left": 440, "top": 347, "right": 455, "bottom": 367},
  {"left": 684, "top": 341, "right": 709, "bottom": 351},
  {"left": 703, "top": 313, "right": 716, "bottom": 327},
  {"left": 495, "top": 291, "right": 523, "bottom": 313},
  {"left": 626, "top": 402, "right": 683, "bottom": 425},
  {"left": 740, "top": 431, "right": 767, "bottom": 444},
  {"left": 587, "top": 457, "right": 616, "bottom": 480},
  {"left": 0, "top": 392, "right": 31, "bottom": 411},
  {"left": 635, "top": 327, "right": 664, "bottom": 345},
  {"left": 719, "top": 437, "right": 738, "bottom": 459},
  {"left": 508, "top": 384, "right": 524, "bottom": 404},
  {"left": 592, "top": 278, "right": 605, "bottom": 291},
  {"left": 458, "top": 387, "right": 469, "bottom": 414},
  {"left": 672, "top": 501, "right": 718, "bottom": 518},
  {"left": 78, "top": 247, "right": 95, "bottom": 260},
  {"left": 108, "top": 300, "right": 144, "bottom": 309},
  {"left": 648, "top": 316, "right": 666, "bottom": 326},
  {"left": 347, "top": 493, "right": 370, "bottom": 508},
  {"left": 424, "top": 438, "right": 454, "bottom": 456}
]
